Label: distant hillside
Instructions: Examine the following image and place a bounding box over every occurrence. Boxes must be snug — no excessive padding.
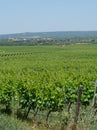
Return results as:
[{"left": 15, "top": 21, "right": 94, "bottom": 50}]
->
[{"left": 0, "top": 31, "right": 97, "bottom": 39}]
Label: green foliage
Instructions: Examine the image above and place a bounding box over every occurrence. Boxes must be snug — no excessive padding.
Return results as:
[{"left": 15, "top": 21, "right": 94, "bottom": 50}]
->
[{"left": 0, "top": 44, "right": 97, "bottom": 119}]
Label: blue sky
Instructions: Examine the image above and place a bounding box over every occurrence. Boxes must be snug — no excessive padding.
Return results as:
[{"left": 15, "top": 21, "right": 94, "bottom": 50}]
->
[{"left": 0, "top": 0, "right": 97, "bottom": 34}]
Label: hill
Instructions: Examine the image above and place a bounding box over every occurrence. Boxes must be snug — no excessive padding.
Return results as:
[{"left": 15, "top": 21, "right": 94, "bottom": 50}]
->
[{"left": 0, "top": 31, "right": 97, "bottom": 39}]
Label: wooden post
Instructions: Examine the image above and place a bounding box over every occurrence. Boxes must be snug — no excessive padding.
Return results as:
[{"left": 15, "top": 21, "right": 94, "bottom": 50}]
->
[
  {"left": 91, "top": 81, "right": 97, "bottom": 118},
  {"left": 71, "top": 85, "right": 83, "bottom": 130}
]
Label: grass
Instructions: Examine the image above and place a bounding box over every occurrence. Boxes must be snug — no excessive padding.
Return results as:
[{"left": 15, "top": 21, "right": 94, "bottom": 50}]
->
[
  {"left": 0, "top": 105, "right": 97, "bottom": 130},
  {"left": 0, "top": 114, "right": 30, "bottom": 130}
]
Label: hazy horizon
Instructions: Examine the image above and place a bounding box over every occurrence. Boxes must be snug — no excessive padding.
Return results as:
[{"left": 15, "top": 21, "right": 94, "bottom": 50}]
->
[
  {"left": 0, "top": 0, "right": 97, "bottom": 34},
  {"left": 0, "top": 30, "right": 97, "bottom": 36}
]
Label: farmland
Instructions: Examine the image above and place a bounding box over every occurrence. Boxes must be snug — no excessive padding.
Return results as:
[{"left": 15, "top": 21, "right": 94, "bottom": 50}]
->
[{"left": 0, "top": 44, "right": 97, "bottom": 129}]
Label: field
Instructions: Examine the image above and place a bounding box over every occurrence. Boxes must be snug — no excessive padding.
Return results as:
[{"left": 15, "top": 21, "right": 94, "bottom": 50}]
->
[{"left": 0, "top": 44, "right": 97, "bottom": 130}]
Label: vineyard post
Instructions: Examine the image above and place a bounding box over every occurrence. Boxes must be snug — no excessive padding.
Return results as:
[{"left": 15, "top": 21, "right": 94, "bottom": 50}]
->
[
  {"left": 91, "top": 81, "right": 97, "bottom": 117},
  {"left": 71, "top": 85, "right": 83, "bottom": 130}
]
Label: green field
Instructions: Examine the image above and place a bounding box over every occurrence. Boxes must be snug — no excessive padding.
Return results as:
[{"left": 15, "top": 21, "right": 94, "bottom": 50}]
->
[{"left": 0, "top": 44, "right": 97, "bottom": 130}]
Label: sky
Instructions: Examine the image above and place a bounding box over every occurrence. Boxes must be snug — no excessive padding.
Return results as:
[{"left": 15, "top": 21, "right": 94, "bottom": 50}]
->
[{"left": 0, "top": 0, "right": 97, "bottom": 34}]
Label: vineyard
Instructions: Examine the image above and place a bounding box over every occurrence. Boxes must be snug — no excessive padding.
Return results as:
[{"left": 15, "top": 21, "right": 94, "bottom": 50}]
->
[{"left": 0, "top": 45, "right": 97, "bottom": 129}]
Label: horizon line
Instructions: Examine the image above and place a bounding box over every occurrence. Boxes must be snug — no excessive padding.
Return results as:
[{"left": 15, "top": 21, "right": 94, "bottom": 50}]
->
[{"left": 0, "top": 30, "right": 97, "bottom": 35}]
